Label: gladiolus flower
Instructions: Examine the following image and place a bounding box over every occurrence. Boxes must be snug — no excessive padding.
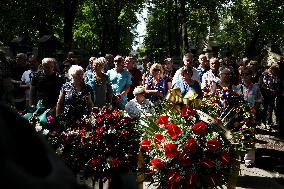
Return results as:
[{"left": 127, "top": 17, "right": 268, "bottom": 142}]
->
[
  {"left": 167, "top": 124, "right": 182, "bottom": 139},
  {"left": 192, "top": 121, "right": 206, "bottom": 135},
  {"left": 157, "top": 115, "right": 169, "bottom": 128},
  {"left": 165, "top": 143, "right": 178, "bottom": 158},
  {"left": 150, "top": 158, "right": 165, "bottom": 169},
  {"left": 140, "top": 139, "right": 151, "bottom": 152}
]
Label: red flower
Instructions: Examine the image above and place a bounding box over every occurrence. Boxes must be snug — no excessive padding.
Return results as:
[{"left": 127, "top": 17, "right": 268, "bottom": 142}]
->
[
  {"left": 167, "top": 124, "right": 182, "bottom": 139},
  {"left": 140, "top": 139, "right": 151, "bottom": 152},
  {"left": 96, "top": 117, "right": 103, "bottom": 123},
  {"left": 157, "top": 115, "right": 169, "bottom": 128},
  {"left": 165, "top": 143, "right": 178, "bottom": 158},
  {"left": 89, "top": 159, "right": 101, "bottom": 168},
  {"left": 185, "top": 172, "right": 198, "bottom": 186},
  {"left": 105, "top": 114, "right": 111, "bottom": 119},
  {"left": 192, "top": 121, "right": 206, "bottom": 135},
  {"left": 167, "top": 170, "right": 181, "bottom": 184},
  {"left": 220, "top": 151, "right": 230, "bottom": 165},
  {"left": 181, "top": 105, "right": 196, "bottom": 118},
  {"left": 184, "top": 138, "right": 198, "bottom": 154},
  {"left": 96, "top": 126, "right": 105, "bottom": 135},
  {"left": 146, "top": 168, "right": 155, "bottom": 177},
  {"left": 178, "top": 152, "right": 192, "bottom": 167},
  {"left": 111, "top": 158, "right": 120, "bottom": 168},
  {"left": 199, "top": 157, "right": 214, "bottom": 168},
  {"left": 205, "top": 173, "right": 217, "bottom": 186},
  {"left": 154, "top": 134, "right": 165, "bottom": 148},
  {"left": 150, "top": 158, "right": 165, "bottom": 169},
  {"left": 206, "top": 139, "right": 220, "bottom": 152},
  {"left": 120, "top": 129, "right": 129, "bottom": 137}
]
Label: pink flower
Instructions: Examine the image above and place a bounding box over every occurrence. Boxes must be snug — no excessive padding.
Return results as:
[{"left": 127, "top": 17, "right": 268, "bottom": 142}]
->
[{"left": 47, "top": 115, "right": 55, "bottom": 123}]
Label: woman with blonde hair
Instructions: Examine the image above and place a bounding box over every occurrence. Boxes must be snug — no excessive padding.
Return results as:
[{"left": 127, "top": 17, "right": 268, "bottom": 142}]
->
[
  {"left": 144, "top": 63, "right": 168, "bottom": 103},
  {"left": 56, "top": 65, "right": 94, "bottom": 127}
]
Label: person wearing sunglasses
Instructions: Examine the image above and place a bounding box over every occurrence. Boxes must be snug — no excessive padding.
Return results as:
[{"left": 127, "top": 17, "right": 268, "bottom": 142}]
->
[{"left": 144, "top": 63, "right": 168, "bottom": 103}]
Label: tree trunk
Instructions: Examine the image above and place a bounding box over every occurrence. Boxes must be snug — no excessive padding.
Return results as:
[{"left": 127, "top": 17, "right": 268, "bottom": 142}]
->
[
  {"left": 167, "top": 0, "right": 173, "bottom": 56},
  {"left": 63, "top": 0, "right": 79, "bottom": 52},
  {"left": 180, "top": 0, "right": 189, "bottom": 53},
  {"left": 174, "top": 0, "right": 181, "bottom": 56}
]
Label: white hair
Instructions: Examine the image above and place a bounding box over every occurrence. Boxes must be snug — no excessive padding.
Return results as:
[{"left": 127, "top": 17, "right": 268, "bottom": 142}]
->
[
  {"left": 68, "top": 65, "right": 84, "bottom": 82},
  {"left": 42, "top": 58, "right": 56, "bottom": 65}
]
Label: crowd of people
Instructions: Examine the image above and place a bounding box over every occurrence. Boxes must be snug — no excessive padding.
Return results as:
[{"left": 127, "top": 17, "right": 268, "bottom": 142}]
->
[{"left": 0, "top": 50, "right": 282, "bottom": 166}]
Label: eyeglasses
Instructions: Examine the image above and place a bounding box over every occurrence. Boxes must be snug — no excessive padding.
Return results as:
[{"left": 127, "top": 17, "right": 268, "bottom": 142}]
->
[{"left": 153, "top": 68, "right": 161, "bottom": 72}]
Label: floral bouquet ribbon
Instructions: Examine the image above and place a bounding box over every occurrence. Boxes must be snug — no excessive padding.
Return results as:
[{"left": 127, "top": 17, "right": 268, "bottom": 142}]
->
[{"left": 165, "top": 87, "right": 201, "bottom": 108}]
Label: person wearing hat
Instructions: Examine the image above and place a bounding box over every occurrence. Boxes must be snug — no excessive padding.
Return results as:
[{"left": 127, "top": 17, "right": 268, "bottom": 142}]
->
[{"left": 125, "top": 86, "right": 153, "bottom": 118}]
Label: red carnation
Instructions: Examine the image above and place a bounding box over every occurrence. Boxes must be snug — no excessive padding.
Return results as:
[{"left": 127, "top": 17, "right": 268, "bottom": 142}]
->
[
  {"left": 184, "top": 138, "right": 198, "bottom": 154},
  {"left": 199, "top": 157, "right": 214, "bottom": 168},
  {"left": 220, "top": 151, "right": 230, "bottom": 165},
  {"left": 150, "top": 158, "right": 165, "bottom": 169},
  {"left": 167, "top": 124, "right": 182, "bottom": 140},
  {"left": 157, "top": 115, "right": 169, "bottom": 128},
  {"left": 154, "top": 134, "right": 165, "bottom": 148},
  {"left": 140, "top": 139, "right": 151, "bottom": 152},
  {"left": 185, "top": 172, "right": 198, "bottom": 186},
  {"left": 206, "top": 139, "right": 220, "bottom": 152},
  {"left": 165, "top": 143, "right": 178, "bottom": 158},
  {"left": 192, "top": 121, "right": 206, "bottom": 135}
]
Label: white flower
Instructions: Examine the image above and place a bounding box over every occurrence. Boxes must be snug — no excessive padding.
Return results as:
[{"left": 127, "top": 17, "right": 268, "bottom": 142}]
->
[
  {"left": 42, "top": 129, "right": 49, "bottom": 135},
  {"left": 35, "top": 124, "right": 42, "bottom": 132}
]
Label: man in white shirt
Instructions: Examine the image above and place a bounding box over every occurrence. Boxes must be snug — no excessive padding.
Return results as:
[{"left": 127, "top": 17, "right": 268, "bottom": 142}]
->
[
  {"left": 172, "top": 52, "right": 200, "bottom": 86},
  {"left": 201, "top": 57, "right": 221, "bottom": 92}
]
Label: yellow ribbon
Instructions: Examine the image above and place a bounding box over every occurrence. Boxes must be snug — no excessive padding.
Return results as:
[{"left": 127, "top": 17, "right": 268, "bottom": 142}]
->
[{"left": 166, "top": 87, "right": 201, "bottom": 108}]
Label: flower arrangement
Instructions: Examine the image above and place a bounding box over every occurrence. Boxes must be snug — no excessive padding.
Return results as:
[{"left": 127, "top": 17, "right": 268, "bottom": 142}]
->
[
  {"left": 199, "top": 87, "right": 257, "bottom": 154},
  {"left": 138, "top": 101, "right": 234, "bottom": 189},
  {"left": 49, "top": 107, "right": 141, "bottom": 180}
]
